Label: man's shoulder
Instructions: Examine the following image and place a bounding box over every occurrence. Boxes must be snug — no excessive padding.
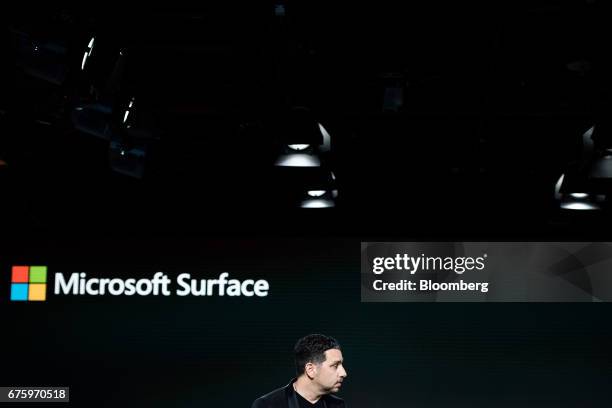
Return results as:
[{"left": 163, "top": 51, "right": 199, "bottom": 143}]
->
[
  {"left": 251, "top": 382, "right": 346, "bottom": 408},
  {"left": 323, "top": 393, "right": 346, "bottom": 407},
  {"left": 251, "top": 385, "right": 287, "bottom": 408}
]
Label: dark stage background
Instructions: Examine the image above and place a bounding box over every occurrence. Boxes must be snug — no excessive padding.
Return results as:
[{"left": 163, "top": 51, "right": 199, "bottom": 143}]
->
[
  {"left": 2, "top": 2, "right": 612, "bottom": 407},
  {"left": 2, "top": 236, "right": 612, "bottom": 407}
]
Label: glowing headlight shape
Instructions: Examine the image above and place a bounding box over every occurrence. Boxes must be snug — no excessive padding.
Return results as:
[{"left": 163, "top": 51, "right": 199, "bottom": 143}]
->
[
  {"left": 560, "top": 202, "right": 600, "bottom": 211},
  {"left": 569, "top": 193, "right": 589, "bottom": 199},
  {"left": 307, "top": 190, "right": 326, "bottom": 197},
  {"left": 288, "top": 144, "right": 310, "bottom": 151},
  {"left": 274, "top": 154, "right": 321, "bottom": 167},
  {"left": 300, "top": 199, "right": 335, "bottom": 209}
]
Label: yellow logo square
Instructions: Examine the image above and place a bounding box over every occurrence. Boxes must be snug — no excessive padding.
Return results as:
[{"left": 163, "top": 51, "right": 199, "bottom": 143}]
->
[{"left": 28, "top": 284, "right": 46, "bottom": 301}]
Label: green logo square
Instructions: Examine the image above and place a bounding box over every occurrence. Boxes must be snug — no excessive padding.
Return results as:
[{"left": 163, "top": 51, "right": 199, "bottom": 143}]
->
[{"left": 29, "top": 266, "right": 47, "bottom": 283}]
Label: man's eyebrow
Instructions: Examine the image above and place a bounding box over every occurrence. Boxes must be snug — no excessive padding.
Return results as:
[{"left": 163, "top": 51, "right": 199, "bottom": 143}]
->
[{"left": 329, "top": 359, "right": 343, "bottom": 365}]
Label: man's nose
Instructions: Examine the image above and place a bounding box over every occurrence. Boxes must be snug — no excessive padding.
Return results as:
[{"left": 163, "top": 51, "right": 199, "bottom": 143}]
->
[{"left": 339, "top": 366, "right": 347, "bottom": 378}]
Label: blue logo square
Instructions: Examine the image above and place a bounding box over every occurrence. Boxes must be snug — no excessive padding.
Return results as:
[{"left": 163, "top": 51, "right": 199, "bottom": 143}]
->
[{"left": 11, "top": 283, "right": 28, "bottom": 301}]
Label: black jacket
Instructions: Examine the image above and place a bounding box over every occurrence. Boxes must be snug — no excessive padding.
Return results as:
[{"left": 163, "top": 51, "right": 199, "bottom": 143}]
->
[{"left": 251, "top": 379, "right": 346, "bottom": 408}]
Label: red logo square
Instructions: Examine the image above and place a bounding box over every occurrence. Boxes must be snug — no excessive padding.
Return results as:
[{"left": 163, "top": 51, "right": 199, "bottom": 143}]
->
[{"left": 11, "top": 266, "right": 29, "bottom": 283}]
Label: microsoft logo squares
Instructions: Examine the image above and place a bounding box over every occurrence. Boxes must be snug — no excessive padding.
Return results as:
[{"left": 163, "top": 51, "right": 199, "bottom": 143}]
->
[{"left": 10, "top": 265, "right": 47, "bottom": 301}]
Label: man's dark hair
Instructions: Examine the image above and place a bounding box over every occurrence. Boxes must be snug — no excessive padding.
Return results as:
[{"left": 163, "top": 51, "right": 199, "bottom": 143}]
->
[{"left": 294, "top": 334, "right": 341, "bottom": 375}]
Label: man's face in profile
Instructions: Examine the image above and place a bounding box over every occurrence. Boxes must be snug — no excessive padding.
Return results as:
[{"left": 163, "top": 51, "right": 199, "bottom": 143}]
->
[{"left": 312, "top": 348, "right": 347, "bottom": 393}]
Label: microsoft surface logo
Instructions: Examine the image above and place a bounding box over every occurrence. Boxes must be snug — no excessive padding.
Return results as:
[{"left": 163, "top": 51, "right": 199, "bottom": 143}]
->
[{"left": 10, "top": 266, "right": 47, "bottom": 301}]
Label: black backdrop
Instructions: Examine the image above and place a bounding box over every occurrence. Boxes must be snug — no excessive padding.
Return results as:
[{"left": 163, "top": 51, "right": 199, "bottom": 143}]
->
[
  {"left": 2, "top": 2, "right": 612, "bottom": 407},
  {"left": 1, "top": 236, "right": 611, "bottom": 407}
]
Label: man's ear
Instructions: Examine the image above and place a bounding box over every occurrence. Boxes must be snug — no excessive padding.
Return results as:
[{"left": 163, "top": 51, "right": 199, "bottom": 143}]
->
[{"left": 305, "top": 362, "right": 317, "bottom": 379}]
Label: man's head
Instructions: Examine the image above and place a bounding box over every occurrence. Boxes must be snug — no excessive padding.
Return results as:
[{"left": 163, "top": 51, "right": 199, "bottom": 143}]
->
[{"left": 294, "top": 334, "right": 347, "bottom": 393}]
